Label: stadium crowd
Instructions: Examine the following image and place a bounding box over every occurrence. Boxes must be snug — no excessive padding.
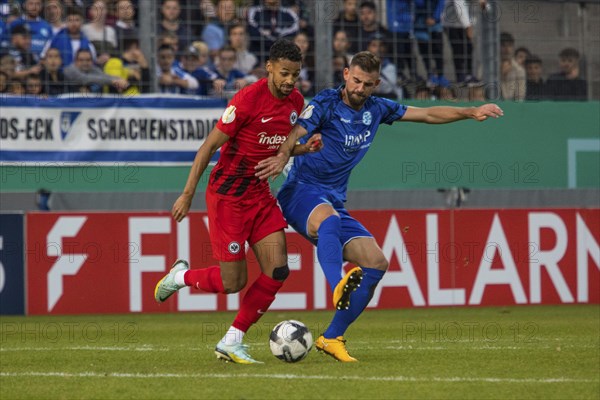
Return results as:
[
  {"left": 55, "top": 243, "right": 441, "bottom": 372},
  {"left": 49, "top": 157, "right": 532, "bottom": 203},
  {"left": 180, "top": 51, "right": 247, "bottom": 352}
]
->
[{"left": 0, "top": 0, "right": 589, "bottom": 100}]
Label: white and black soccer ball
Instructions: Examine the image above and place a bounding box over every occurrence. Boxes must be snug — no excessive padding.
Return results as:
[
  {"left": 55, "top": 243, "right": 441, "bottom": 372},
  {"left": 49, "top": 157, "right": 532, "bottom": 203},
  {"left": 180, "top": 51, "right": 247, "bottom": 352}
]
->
[{"left": 269, "top": 320, "right": 313, "bottom": 363}]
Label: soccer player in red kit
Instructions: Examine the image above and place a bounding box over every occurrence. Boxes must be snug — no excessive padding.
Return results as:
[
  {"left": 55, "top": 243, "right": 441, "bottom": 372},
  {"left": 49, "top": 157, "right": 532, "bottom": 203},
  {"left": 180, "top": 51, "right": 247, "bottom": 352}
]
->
[{"left": 153, "top": 39, "right": 322, "bottom": 364}]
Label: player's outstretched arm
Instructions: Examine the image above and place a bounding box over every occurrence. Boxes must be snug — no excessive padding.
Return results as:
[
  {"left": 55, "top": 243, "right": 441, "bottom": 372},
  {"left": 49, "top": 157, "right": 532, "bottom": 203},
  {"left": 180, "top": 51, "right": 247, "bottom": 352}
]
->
[
  {"left": 291, "top": 133, "right": 323, "bottom": 156},
  {"left": 401, "top": 104, "right": 504, "bottom": 124},
  {"left": 172, "top": 128, "right": 229, "bottom": 222},
  {"left": 255, "top": 124, "right": 310, "bottom": 180}
]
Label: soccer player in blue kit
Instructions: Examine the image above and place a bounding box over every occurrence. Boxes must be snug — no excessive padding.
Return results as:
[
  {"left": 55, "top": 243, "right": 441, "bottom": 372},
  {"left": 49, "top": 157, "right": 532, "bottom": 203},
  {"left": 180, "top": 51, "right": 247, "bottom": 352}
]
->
[{"left": 255, "top": 51, "right": 503, "bottom": 362}]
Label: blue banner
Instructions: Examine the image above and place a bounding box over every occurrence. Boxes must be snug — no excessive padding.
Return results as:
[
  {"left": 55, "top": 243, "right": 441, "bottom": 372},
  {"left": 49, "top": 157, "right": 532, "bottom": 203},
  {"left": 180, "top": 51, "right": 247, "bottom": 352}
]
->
[{"left": 0, "top": 95, "right": 227, "bottom": 164}]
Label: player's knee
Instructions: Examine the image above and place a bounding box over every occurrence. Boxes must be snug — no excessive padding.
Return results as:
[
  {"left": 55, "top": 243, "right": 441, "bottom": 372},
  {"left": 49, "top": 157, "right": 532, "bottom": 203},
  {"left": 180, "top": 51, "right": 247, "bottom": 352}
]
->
[
  {"left": 370, "top": 254, "right": 389, "bottom": 271},
  {"left": 222, "top": 277, "right": 247, "bottom": 293},
  {"left": 272, "top": 264, "right": 290, "bottom": 281}
]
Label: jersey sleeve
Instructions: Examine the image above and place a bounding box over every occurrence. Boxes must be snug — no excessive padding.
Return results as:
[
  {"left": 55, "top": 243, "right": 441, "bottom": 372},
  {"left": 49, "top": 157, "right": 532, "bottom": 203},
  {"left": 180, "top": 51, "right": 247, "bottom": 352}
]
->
[
  {"left": 297, "top": 91, "right": 329, "bottom": 134},
  {"left": 379, "top": 97, "right": 408, "bottom": 125},
  {"left": 215, "top": 87, "right": 252, "bottom": 137}
]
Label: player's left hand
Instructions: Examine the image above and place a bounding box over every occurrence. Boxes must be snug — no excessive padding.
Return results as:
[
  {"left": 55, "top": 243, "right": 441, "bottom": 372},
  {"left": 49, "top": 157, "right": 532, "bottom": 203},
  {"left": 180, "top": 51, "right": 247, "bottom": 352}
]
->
[
  {"left": 473, "top": 104, "right": 504, "bottom": 121},
  {"left": 306, "top": 133, "right": 323, "bottom": 153}
]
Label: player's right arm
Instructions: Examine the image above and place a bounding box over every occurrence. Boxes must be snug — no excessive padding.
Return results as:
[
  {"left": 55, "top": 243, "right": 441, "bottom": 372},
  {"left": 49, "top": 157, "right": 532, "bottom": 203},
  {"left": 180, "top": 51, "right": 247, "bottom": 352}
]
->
[
  {"left": 254, "top": 123, "right": 309, "bottom": 180},
  {"left": 172, "top": 128, "right": 230, "bottom": 222}
]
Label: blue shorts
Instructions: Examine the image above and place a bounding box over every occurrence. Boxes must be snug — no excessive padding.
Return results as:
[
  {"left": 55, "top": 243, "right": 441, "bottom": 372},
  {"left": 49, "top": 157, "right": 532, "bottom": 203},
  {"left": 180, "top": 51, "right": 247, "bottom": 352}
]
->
[{"left": 277, "top": 182, "right": 373, "bottom": 246}]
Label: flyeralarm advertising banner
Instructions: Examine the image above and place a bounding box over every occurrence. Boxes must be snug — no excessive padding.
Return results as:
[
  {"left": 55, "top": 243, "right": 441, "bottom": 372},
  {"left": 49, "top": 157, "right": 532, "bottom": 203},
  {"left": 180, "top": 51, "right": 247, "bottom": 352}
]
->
[
  {"left": 26, "top": 209, "right": 599, "bottom": 315},
  {"left": 0, "top": 96, "right": 225, "bottom": 164}
]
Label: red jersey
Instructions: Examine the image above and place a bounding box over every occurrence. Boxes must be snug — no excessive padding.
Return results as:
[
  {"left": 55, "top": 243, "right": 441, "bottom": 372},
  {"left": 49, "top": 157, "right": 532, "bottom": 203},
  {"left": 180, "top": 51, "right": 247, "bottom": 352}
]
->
[{"left": 210, "top": 78, "right": 304, "bottom": 197}]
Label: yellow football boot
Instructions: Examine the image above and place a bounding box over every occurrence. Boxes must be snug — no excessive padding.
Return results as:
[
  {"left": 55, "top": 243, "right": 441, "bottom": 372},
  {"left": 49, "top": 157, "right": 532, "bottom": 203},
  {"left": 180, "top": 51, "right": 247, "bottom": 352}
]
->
[
  {"left": 315, "top": 335, "right": 358, "bottom": 362},
  {"left": 332, "top": 267, "right": 363, "bottom": 310}
]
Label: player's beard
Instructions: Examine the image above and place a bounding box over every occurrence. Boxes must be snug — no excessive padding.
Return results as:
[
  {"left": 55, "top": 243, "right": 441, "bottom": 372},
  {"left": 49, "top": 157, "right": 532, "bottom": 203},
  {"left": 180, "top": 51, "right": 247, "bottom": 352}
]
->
[{"left": 345, "top": 87, "right": 367, "bottom": 109}]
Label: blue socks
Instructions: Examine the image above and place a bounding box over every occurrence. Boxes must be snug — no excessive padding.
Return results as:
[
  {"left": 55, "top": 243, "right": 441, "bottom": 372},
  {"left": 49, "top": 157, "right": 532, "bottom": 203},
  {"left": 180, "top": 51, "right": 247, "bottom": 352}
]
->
[
  {"left": 317, "top": 215, "right": 344, "bottom": 289},
  {"left": 323, "top": 267, "right": 385, "bottom": 338}
]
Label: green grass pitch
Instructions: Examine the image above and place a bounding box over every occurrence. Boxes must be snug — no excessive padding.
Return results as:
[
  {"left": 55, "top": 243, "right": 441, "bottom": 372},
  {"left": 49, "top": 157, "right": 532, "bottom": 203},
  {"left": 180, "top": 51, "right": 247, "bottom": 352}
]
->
[{"left": 1, "top": 305, "right": 598, "bottom": 399}]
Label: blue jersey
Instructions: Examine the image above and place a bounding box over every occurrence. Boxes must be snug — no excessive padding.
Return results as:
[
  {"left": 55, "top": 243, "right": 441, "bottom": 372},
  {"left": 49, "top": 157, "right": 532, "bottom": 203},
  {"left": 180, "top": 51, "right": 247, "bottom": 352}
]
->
[
  {"left": 10, "top": 17, "right": 53, "bottom": 57},
  {"left": 285, "top": 86, "right": 407, "bottom": 202}
]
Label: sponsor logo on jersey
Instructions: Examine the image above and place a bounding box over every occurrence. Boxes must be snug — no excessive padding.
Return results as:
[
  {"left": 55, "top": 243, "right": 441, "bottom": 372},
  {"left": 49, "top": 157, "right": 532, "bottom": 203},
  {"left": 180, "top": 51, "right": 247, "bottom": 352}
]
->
[
  {"left": 362, "top": 111, "right": 372, "bottom": 125},
  {"left": 261, "top": 117, "right": 273, "bottom": 123},
  {"left": 221, "top": 105, "right": 236, "bottom": 124},
  {"left": 299, "top": 105, "right": 314, "bottom": 120},
  {"left": 257, "top": 131, "right": 287, "bottom": 148},
  {"left": 290, "top": 110, "right": 298, "bottom": 125}
]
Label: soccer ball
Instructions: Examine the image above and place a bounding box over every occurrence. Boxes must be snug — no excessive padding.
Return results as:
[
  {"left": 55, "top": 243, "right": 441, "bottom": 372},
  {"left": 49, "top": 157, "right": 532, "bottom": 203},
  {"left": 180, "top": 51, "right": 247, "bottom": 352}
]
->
[{"left": 269, "top": 320, "right": 313, "bottom": 363}]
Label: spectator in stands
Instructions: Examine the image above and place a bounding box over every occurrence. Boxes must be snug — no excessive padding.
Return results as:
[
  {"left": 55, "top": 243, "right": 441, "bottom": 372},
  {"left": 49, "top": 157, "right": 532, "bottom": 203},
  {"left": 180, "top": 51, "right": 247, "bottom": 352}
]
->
[
  {"left": 39, "top": 47, "right": 68, "bottom": 95},
  {"left": 25, "top": 73, "right": 43, "bottom": 95},
  {"left": 332, "top": 29, "right": 353, "bottom": 67},
  {"left": 42, "top": 6, "right": 97, "bottom": 67},
  {"left": 546, "top": 47, "right": 588, "bottom": 101},
  {"left": 367, "top": 35, "right": 400, "bottom": 99},
  {"left": 210, "top": 45, "right": 250, "bottom": 97},
  {"left": 159, "top": 0, "right": 195, "bottom": 54},
  {"left": 9, "top": 0, "right": 53, "bottom": 58},
  {"left": 82, "top": 0, "right": 118, "bottom": 66},
  {"left": 386, "top": 0, "right": 415, "bottom": 81},
  {"left": 228, "top": 23, "right": 258, "bottom": 75},
  {"left": 7, "top": 24, "right": 42, "bottom": 82},
  {"left": 104, "top": 37, "right": 150, "bottom": 94},
  {"left": 0, "top": 52, "right": 26, "bottom": 94},
  {"left": 0, "top": 70, "right": 8, "bottom": 93},
  {"left": 499, "top": 32, "right": 526, "bottom": 101},
  {"left": 44, "top": 0, "right": 66, "bottom": 36},
  {"left": 414, "top": 0, "right": 447, "bottom": 88},
  {"left": 191, "top": 40, "right": 215, "bottom": 70},
  {"left": 201, "top": 0, "right": 238, "bottom": 60},
  {"left": 333, "top": 0, "right": 359, "bottom": 52},
  {"left": 247, "top": 0, "right": 299, "bottom": 62},
  {"left": 356, "top": 1, "right": 390, "bottom": 54},
  {"left": 524, "top": 54, "right": 547, "bottom": 101},
  {"left": 113, "top": 0, "right": 139, "bottom": 53},
  {"left": 179, "top": 44, "right": 217, "bottom": 95},
  {"left": 514, "top": 47, "right": 530, "bottom": 68},
  {"left": 332, "top": 54, "right": 348, "bottom": 87},
  {"left": 0, "top": 19, "right": 8, "bottom": 50},
  {"left": 443, "top": 0, "right": 477, "bottom": 85},
  {"left": 64, "top": 48, "right": 128, "bottom": 93},
  {"left": 158, "top": 31, "right": 181, "bottom": 55},
  {"left": 286, "top": 0, "right": 313, "bottom": 35},
  {"left": 293, "top": 30, "right": 313, "bottom": 96},
  {"left": 156, "top": 43, "right": 199, "bottom": 93}
]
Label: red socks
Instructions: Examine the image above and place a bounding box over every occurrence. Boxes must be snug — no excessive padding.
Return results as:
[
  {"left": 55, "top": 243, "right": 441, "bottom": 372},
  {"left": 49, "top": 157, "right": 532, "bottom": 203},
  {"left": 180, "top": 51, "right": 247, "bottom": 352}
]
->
[
  {"left": 232, "top": 273, "right": 283, "bottom": 332},
  {"left": 184, "top": 266, "right": 225, "bottom": 293}
]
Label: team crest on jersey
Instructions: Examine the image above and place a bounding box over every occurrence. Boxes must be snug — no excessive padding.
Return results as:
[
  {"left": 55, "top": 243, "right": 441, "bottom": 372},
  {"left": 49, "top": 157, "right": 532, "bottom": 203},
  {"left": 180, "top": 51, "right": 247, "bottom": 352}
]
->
[
  {"left": 299, "top": 105, "right": 314, "bottom": 120},
  {"left": 290, "top": 110, "right": 298, "bottom": 125},
  {"left": 228, "top": 241, "right": 241, "bottom": 254},
  {"left": 221, "top": 105, "right": 236, "bottom": 124},
  {"left": 362, "top": 111, "right": 372, "bottom": 125}
]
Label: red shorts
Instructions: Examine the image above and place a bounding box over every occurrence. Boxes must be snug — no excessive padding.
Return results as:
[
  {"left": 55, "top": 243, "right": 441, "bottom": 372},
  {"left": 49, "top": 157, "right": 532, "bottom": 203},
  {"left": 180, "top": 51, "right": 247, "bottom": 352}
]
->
[{"left": 205, "top": 188, "right": 287, "bottom": 262}]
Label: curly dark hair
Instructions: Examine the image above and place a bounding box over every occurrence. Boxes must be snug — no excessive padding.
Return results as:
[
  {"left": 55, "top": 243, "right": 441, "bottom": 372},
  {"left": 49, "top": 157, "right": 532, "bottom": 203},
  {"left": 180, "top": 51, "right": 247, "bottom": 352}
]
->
[{"left": 269, "top": 38, "right": 302, "bottom": 63}]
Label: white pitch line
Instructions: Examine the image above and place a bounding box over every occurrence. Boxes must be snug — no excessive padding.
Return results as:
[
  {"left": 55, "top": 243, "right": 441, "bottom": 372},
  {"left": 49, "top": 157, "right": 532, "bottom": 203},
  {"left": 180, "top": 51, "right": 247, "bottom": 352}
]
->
[
  {"left": 0, "top": 371, "right": 596, "bottom": 384},
  {"left": 0, "top": 346, "right": 170, "bottom": 352}
]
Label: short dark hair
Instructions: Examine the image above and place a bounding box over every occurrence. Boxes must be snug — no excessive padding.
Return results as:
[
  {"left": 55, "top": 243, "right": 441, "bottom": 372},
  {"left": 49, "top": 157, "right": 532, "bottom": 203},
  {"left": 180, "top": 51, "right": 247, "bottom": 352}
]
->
[
  {"left": 524, "top": 55, "right": 542, "bottom": 66},
  {"left": 65, "top": 6, "right": 84, "bottom": 18},
  {"left": 500, "top": 32, "right": 515, "bottom": 45},
  {"left": 360, "top": 1, "right": 376, "bottom": 11},
  {"left": 269, "top": 38, "right": 302, "bottom": 63},
  {"left": 158, "top": 44, "right": 175, "bottom": 53},
  {"left": 10, "top": 24, "right": 30, "bottom": 36},
  {"left": 75, "top": 48, "right": 92, "bottom": 59},
  {"left": 350, "top": 51, "right": 380, "bottom": 73},
  {"left": 559, "top": 47, "right": 580, "bottom": 60}
]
